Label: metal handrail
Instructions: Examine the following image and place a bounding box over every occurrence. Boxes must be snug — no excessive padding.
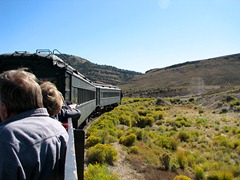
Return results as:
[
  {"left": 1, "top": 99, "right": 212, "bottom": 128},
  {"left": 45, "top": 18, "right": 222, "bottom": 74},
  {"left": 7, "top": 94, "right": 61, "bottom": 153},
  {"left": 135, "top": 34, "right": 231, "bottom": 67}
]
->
[
  {"left": 64, "top": 118, "right": 85, "bottom": 180},
  {"left": 65, "top": 118, "right": 78, "bottom": 180}
]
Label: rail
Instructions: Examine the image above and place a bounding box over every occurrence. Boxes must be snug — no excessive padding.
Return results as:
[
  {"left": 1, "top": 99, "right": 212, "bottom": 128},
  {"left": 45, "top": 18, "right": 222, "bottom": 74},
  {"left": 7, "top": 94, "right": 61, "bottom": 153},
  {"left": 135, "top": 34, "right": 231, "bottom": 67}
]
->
[{"left": 65, "top": 118, "right": 85, "bottom": 180}]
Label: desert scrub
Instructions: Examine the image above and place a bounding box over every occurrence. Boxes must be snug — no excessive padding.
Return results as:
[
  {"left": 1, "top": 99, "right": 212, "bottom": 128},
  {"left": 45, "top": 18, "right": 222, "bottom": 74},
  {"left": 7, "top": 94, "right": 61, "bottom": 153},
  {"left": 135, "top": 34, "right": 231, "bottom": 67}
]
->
[
  {"left": 119, "top": 113, "right": 133, "bottom": 126},
  {"left": 196, "top": 117, "right": 209, "bottom": 127},
  {"left": 153, "top": 110, "right": 164, "bottom": 120},
  {"left": 85, "top": 135, "right": 102, "bottom": 148},
  {"left": 176, "top": 149, "right": 188, "bottom": 170},
  {"left": 116, "top": 129, "right": 124, "bottom": 138},
  {"left": 84, "top": 163, "right": 119, "bottom": 180},
  {"left": 129, "top": 145, "right": 140, "bottom": 154},
  {"left": 178, "top": 130, "right": 190, "bottom": 142},
  {"left": 136, "top": 115, "right": 155, "bottom": 128},
  {"left": 87, "top": 116, "right": 118, "bottom": 137},
  {"left": 137, "top": 109, "right": 148, "bottom": 116},
  {"left": 213, "top": 135, "right": 230, "bottom": 147},
  {"left": 170, "top": 98, "right": 182, "bottom": 105},
  {"left": 207, "top": 171, "right": 234, "bottom": 180},
  {"left": 91, "top": 129, "right": 118, "bottom": 144},
  {"left": 194, "top": 165, "right": 205, "bottom": 180},
  {"left": 86, "top": 144, "right": 118, "bottom": 165},
  {"left": 160, "top": 153, "right": 171, "bottom": 170},
  {"left": 154, "top": 135, "right": 178, "bottom": 150},
  {"left": 85, "top": 97, "right": 240, "bottom": 178},
  {"left": 119, "top": 133, "right": 137, "bottom": 146},
  {"left": 174, "top": 175, "right": 192, "bottom": 180},
  {"left": 174, "top": 116, "right": 192, "bottom": 128}
]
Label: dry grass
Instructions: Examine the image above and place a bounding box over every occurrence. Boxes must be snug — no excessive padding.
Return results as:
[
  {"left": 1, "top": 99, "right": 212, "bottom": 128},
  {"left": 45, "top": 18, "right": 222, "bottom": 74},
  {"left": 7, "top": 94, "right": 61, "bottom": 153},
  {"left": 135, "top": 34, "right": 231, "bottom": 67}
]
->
[{"left": 85, "top": 96, "right": 240, "bottom": 179}]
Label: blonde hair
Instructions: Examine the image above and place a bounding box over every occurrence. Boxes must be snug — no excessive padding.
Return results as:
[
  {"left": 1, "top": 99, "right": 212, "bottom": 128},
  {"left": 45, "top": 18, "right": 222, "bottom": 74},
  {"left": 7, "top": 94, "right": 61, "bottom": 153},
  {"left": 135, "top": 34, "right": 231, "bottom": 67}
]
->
[
  {"left": 40, "top": 81, "right": 63, "bottom": 117},
  {"left": 0, "top": 69, "right": 43, "bottom": 114}
]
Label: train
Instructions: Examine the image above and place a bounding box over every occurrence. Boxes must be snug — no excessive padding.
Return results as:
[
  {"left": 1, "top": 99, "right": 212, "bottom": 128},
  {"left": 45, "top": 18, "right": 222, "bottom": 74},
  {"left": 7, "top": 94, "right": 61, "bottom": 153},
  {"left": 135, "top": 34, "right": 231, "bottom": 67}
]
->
[{"left": 0, "top": 49, "right": 122, "bottom": 128}]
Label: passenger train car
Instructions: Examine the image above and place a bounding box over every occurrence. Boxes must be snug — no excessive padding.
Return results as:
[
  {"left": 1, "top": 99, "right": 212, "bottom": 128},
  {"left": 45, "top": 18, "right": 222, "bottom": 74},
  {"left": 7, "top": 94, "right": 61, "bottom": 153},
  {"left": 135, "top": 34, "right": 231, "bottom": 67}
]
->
[{"left": 0, "top": 50, "right": 122, "bottom": 128}]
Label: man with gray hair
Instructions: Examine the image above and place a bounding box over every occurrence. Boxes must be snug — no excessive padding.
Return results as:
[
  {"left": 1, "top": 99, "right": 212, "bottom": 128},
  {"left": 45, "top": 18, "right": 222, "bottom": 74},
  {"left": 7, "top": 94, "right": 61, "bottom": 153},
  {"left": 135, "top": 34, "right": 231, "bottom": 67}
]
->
[{"left": 0, "top": 69, "right": 68, "bottom": 180}]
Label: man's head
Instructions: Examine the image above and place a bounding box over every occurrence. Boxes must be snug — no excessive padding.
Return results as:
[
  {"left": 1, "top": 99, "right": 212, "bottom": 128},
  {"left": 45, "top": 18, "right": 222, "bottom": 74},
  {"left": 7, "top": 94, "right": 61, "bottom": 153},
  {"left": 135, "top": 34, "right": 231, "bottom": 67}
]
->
[{"left": 0, "top": 69, "right": 43, "bottom": 121}]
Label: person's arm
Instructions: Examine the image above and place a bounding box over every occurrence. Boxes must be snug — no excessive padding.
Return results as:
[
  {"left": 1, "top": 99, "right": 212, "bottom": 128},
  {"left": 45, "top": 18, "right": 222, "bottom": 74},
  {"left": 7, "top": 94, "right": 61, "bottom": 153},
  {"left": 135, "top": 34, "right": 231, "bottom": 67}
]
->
[{"left": 58, "top": 104, "right": 81, "bottom": 123}]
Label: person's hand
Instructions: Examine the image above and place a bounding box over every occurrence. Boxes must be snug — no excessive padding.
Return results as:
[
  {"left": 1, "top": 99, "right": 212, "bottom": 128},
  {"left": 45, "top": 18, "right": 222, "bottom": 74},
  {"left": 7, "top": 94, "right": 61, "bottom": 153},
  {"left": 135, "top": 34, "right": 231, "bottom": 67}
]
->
[{"left": 68, "top": 104, "right": 77, "bottom": 109}]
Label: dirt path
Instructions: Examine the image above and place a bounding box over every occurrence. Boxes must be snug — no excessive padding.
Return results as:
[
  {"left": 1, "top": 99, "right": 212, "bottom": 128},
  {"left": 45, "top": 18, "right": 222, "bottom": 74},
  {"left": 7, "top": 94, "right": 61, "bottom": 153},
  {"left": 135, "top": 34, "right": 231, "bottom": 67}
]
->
[{"left": 109, "top": 143, "right": 145, "bottom": 180}]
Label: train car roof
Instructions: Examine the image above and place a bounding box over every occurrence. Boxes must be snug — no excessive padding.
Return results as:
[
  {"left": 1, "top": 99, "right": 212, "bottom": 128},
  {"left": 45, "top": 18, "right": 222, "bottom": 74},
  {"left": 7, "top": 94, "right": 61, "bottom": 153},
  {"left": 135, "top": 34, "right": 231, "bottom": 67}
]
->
[
  {"left": 1, "top": 51, "right": 72, "bottom": 71},
  {"left": 93, "top": 83, "right": 121, "bottom": 90},
  {"left": 0, "top": 51, "right": 93, "bottom": 82}
]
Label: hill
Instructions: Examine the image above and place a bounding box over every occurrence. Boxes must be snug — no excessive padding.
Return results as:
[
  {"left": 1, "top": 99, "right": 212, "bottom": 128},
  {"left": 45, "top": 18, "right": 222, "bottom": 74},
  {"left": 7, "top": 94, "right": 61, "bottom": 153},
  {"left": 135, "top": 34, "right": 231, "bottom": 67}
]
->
[
  {"left": 119, "top": 53, "right": 240, "bottom": 97},
  {"left": 56, "top": 54, "right": 142, "bottom": 85},
  {"left": 57, "top": 53, "right": 240, "bottom": 98}
]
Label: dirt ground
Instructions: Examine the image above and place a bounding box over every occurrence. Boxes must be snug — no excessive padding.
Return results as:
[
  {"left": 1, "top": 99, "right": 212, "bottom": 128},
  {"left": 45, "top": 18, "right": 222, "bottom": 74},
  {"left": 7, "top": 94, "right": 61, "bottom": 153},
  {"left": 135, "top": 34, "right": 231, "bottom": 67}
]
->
[{"left": 109, "top": 143, "right": 181, "bottom": 180}]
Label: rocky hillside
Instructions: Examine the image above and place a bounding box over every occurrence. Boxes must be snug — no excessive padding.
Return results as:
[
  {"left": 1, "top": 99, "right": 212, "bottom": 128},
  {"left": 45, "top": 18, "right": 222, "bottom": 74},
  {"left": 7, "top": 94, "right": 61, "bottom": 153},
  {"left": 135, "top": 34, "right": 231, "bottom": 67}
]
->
[
  {"left": 57, "top": 53, "right": 240, "bottom": 98},
  {"left": 119, "top": 53, "right": 240, "bottom": 97},
  {"left": 56, "top": 54, "right": 142, "bottom": 85}
]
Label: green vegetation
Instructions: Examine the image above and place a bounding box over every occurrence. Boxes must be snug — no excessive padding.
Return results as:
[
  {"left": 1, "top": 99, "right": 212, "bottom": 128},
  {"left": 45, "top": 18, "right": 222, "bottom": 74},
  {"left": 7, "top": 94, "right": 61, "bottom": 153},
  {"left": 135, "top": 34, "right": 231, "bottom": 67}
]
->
[
  {"left": 84, "top": 164, "right": 119, "bottom": 180},
  {"left": 85, "top": 97, "right": 240, "bottom": 179}
]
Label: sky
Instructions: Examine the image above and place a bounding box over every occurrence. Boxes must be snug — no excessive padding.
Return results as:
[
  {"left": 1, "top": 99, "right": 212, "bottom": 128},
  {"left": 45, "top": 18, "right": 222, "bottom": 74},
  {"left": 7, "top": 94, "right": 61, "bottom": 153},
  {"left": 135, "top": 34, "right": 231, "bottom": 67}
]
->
[{"left": 1, "top": 0, "right": 240, "bottom": 73}]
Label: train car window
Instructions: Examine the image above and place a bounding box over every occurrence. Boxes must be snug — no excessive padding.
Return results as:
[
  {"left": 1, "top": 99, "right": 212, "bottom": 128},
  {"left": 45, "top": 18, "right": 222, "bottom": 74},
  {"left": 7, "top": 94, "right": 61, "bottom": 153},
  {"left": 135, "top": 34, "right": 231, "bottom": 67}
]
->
[
  {"left": 102, "top": 92, "right": 120, "bottom": 98},
  {"left": 96, "top": 88, "right": 100, "bottom": 106},
  {"left": 65, "top": 74, "right": 71, "bottom": 102},
  {"left": 72, "top": 87, "right": 78, "bottom": 103},
  {"left": 78, "top": 88, "right": 95, "bottom": 104}
]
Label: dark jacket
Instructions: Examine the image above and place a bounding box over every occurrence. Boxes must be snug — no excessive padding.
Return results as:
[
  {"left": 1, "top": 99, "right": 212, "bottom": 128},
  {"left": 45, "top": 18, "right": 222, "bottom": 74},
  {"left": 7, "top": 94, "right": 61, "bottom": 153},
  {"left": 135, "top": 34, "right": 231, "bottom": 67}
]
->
[
  {"left": 0, "top": 108, "right": 69, "bottom": 180},
  {"left": 58, "top": 102, "right": 81, "bottom": 123}
]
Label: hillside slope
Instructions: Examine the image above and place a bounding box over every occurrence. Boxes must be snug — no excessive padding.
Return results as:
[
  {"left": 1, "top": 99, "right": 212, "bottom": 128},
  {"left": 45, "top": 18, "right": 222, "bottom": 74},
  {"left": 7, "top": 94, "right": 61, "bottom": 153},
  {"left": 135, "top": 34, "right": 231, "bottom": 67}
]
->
[
  {"left": 56, "top": 54, "right": 142, "bottom": 85},
  {"left": 119, "top": 53, "right": 240, "bottom": 97},
  {"left": 57, "top": 53, "right": 240, "bottom": 98}
]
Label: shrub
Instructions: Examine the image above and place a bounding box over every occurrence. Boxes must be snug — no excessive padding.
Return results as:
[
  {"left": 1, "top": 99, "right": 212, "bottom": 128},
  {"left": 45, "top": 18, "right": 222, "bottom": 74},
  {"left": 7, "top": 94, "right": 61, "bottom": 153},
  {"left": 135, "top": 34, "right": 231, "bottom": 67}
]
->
[
  {"left": 116, "top": 129, "right": 124, "bottom": 138},
  {"left": 94, "top": 130, "right": 117, "bottom": 144},
  {"left": 196, "top": 117, "right": 209, "bottom": 127},
  {"left": 189, "top": 97, "right": 195, "bottom": 103},
  {"left": 170, "top": 98, "right": 181, "bottom": 104},
  {"left": 154, "top": 136, "right": 178, "bottom": 150},
  {"left": 129, "top": 146, "right": 140, "bottom": 154},
  {"left": 138, "top": 110, "right": 147, "bottom": 116},
  {"left": 178, "top": 130, "right": 190, "bottom": 142},
  {"left": 174, "top": 175, "right": 192, "bottom": 180},
  {"left": 220, "top": 108, "right": 228, "bottom": 114},
  {"left": 137, "top": 115, "right": 154, "bottom": 128},
  {"left": 153, "top": 111, "right": 164, "bottom": 120},
  {"left": 174, "top": 116, "right": 192, "bottom": 128},
  {"left": 155, "top": 106, "right": 163, "bottom": 111},
  {"left": 86, "top": 144, "right": 118, "bottom": 165},
  {"left": 84, "top": 163, "right": 119, "bottom": 180},
  {"left": 160, "top": 153, "right": 171, "bottom": 170},
  {"left": 176, "top": 150, "right": 187, "bottom": 170},
  {"left": 213, "top": 135, "right": 230, "bottom": 147},
  {"left": 207, "top": 171, "right": 234, "bottom": 180},
  {"left": 194, "top": 165, "right": 205, "bottom": 180},
  {"left": 119, "top": 113, "right": 132, "bottom": 126},
  {"left": 119, "top": 133, "right": 137, "bottom": 146},
  {"left": 85, "top": 135, "right": 102, "bottom": 148},
  {"left": 136, "top": 129, "right": 144, "bottom": 140}
]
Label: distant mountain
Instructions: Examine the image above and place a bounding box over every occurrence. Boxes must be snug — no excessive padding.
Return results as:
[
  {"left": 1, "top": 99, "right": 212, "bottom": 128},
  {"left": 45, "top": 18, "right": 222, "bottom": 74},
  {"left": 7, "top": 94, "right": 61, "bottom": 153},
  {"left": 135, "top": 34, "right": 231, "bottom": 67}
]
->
[
  {"left": 56, "top": 54, "right": 142, "bottom": 85},
  {"left": 119, "top": 53, "right": 240, "bottom": 97}
]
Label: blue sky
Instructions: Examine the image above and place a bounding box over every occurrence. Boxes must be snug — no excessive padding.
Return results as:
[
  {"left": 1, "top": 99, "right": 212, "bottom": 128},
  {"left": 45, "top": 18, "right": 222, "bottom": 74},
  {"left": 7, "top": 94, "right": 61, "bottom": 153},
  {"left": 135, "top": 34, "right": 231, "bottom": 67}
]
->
[{"left": 1, "top": 0, "right": 239, "bottom": 73}]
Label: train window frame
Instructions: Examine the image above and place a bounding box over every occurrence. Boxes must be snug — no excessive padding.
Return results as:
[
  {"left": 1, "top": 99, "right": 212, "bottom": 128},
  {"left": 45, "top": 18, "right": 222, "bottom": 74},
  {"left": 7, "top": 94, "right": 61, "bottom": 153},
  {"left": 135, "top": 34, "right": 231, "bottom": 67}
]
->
[
  {"left": 71, "top": 75, "right": 96, "bottom": 104},
  {"left": 65, "top": 73, "right": 71, "bottom": 102},
  {"left": 102, "top": 91, "right": 120, "bottom": 98}
]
